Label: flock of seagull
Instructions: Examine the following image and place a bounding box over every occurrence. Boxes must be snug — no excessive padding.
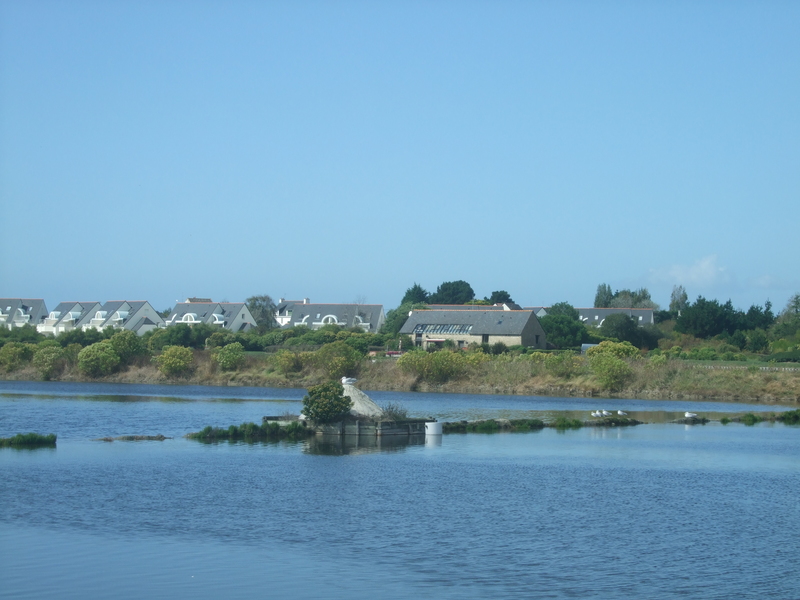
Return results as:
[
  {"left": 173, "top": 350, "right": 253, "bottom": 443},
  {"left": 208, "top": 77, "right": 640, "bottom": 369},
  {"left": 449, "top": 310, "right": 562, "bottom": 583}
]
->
[{"left": 590, "top": 410, "right": 699, "bottom": 418}]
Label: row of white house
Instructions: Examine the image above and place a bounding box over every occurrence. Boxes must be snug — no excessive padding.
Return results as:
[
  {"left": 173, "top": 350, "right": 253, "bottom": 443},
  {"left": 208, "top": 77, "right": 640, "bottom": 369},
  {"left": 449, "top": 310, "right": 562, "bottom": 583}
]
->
[{"left": 1, "top": 298, "right": 258, "bottom": 336}]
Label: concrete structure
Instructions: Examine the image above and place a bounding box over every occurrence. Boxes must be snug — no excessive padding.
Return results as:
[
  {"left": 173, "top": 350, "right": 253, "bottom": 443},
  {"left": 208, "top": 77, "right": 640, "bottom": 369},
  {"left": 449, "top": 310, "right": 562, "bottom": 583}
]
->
[
  {"left": 399, "top": 309, "right": 546, "bottom": 349},
  {"left": 0, "top": 299, "right": 48, "bottom": 330},
  {"left": 276, "top": 298, "right": 385, "bottom": 332},
  {"left": 165, "top": 300, "right": 256, "bottom": 332}
]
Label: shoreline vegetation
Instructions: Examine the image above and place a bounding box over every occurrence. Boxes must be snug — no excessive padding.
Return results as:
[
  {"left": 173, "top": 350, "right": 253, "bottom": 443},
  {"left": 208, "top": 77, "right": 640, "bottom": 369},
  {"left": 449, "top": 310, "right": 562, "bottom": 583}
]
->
[
  {"left": 2, "top": 350, "right": 798, "bottom": 405},
  {"left": 185, "top": 408, "right": 800, "bottom": 442}
]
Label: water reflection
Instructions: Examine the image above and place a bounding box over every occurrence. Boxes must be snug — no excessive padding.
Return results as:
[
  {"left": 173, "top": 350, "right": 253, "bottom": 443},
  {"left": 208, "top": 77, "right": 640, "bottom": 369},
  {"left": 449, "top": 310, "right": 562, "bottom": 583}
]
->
[{"left": 304, "top": 434, "right": 426, "bottom": 455}]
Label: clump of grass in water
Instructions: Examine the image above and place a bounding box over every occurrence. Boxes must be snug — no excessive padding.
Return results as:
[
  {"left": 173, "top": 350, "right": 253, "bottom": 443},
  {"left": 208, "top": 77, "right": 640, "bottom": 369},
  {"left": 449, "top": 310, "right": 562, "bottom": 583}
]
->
[
  {"left": 380, "top": 402, "right": 409, "bottom": 421},
  {"left": 720, "top": 417, "right": 731, "bottom": 425},
  {"left": 740, "top": 413, "right": 763, "bottom": 426},
  {"left": 0, "top": 433, "right": 57, "bottom": 448},
  {"left": 186, "top": 421, "right": 311, "bottom": 442},
  {"left": 551, "top": 417, "right": 583, "bottom": 430},
  {"left": 776, "top": 409, "right": 800, "bottom": 425}
]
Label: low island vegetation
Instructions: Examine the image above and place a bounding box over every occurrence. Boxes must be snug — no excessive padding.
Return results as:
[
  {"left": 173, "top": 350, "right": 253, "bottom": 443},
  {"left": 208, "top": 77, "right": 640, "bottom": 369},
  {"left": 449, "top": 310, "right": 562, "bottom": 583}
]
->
[{"left": 0, "top": 432, "right": 57, "bottom": 448}]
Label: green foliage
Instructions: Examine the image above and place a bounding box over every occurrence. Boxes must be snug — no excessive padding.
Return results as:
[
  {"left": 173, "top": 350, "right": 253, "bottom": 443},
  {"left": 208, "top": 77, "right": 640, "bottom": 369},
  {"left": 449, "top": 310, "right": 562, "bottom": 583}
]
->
[
  {"left": 187, "top": 421, "right": 311, "bottom": 441},
  {"left": 589, "top": 353, "right": 633, "bottom": 390},
  {"left": 302, "top": 381, "right": 353, "bottom": 423},
  {"left": 0, "top": 342, "right": 35, "bottom": 371},
  {"left": 740, "top": 413, "right": 763, "bottom": 426},
  {"left": 594, "top": 284, "right": 658, "bottom": 309},
  {"left": 491, "top": 341, "right": 509, "bottom": 355},
  {"left": 594, "top": 283, "right": 614, "bottom": 308},
  {"left": 551, "top": 417, "right": 583, "bottom": 430},
  {"left": 272, "top": 349, "right": 305, "bottom": 374},
  {"left": 380, "top": 402, "right": 409, "bottom": 421},
  {"left": 544, "top": 352, "right": 582, "bottom": 378},
  {"left": 109, "top": 330, "right": 147, "bottom": 365},
  {"left": 155, "top": 345, "right": 194, "bottom": 376},
  {"left": 214, "top": 342, "right": 246, "bottom": 371},
  {"left": 586, "top": 340, "right": 640, "bottom": 359},
  {"left": 547, "top": 302, "right": 579, "bottom": 321},
  {"left": 33, "top": 345, "right": 65, "bottom": 380},
  {"left": 486, "top": 290, "right": 513, "bottom": 305},
  {"left": 245, "top": 294, "right": 276, "bottom": 328},
  {"left": 599, "top": 314, "right": 640, "bottom": 345},
  {"left": 669, "top": 285, "right": 689, "bottom": 313},
  {"left": 647, "top": 353, "right": 668, "bottom": 369},
  {"left": 0, "top": 324, "right": 44, "bottom": 346},
  {"left": 746, "top": 329, "right": 769, "bottom": 353},
  {"left": 0, "top": 432, "right": 57, "bottom": 448},
  {"left": 205, "top": 331, "right": 236, "bottom": 348},
  {"left": 55, "top": 327, "right": 108, "bottom": 348},
  {"left": 427, "top": 280, "right": 475, "bottom": 305},
  {"left": 676, "top": 296, "right": 775, "bottom": 339},
  {"left": 312, "top": 341, "right": 361, "bottom": 379},
  {"left": 77, "top": 341, "right": 121, "bottom": 377},
  {"left": 540, "top": 315, "right": 587, "bottom": 349},
  {"left": 776, "top": 409, "right": 800, "bottom": 425},
  {"left": 401, "top": 283, "right": 429, "bottom": 305},
  {"left": 397, "top": 349, "right": 470, "bottom": 382}
]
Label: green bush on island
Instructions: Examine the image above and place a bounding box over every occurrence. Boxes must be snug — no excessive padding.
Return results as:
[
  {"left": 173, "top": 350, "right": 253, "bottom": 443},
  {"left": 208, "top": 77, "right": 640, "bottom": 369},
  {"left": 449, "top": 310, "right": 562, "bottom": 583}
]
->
[
  {"left": 552, "top": 417, "right": 583, "bottom": 430},
  {"left": 0, "top": 432, "right": 57, "bottom": 448},
  {"left": 187, "top": 421, "right": 310, "bottom": 441},
  {"left": 213, "top": 342, "right": 246, "bottom": 371},
  {"left": 78, "top": 340, "right": 121, "bottom": 377},
  {"left": 739, "top": 413, "right": 763, "bottom": 426},
  {"left": 155, "top": 345, "right": 194, "bottom": 376},
  {"left": 301, "top": 381, "right": 353, "bottom": 423},
  {"left": 109, "top": 330, "right": 148, "bottom": 365},
  {"left": 776, "top": 409, "right": 800, "bottom": 424}
]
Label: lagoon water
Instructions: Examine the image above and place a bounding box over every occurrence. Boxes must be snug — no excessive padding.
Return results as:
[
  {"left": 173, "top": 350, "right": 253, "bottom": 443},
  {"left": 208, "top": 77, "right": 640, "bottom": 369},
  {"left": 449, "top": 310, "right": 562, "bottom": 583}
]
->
[{"left": 1, "top": 381, "right": 798, "bottom": 599}]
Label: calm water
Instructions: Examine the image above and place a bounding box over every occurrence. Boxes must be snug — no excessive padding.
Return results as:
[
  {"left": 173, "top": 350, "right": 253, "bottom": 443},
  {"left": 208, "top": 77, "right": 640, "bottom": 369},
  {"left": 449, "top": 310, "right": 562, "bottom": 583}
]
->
[{"left": 1, "top": 381, "right": 799, "bottom": 599}]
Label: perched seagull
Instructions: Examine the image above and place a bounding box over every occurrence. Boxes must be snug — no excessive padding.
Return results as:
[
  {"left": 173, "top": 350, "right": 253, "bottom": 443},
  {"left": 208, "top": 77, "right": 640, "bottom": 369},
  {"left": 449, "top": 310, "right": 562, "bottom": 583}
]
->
[
  {"left": 591, "top": 411, "right": 600, "bottom": 418},
  {"left": 617, "top": 410, "right": 628, "bottom": 416},
  {"left": 601, "top": 410, "right": 612, "bottom": 417},
  {"left": 685, "top": 412, "right": 698, "bottom": 418},
  {"left": 341, "top": 377, "right": 358, "bottom": 385}
]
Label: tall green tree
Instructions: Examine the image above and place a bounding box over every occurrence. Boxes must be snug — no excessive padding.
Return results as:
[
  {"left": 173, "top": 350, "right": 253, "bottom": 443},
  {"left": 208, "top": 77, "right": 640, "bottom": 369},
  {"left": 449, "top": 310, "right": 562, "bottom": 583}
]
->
[
  {"left": 594, "top": 284, "right": 614, "bottom": 308},
  {"left": 547, "top": 301, "right": 579, "bottom": 321},
  {"left": 486, "top": 290, "right": 513, "bottom": 305},
  {"left": 246, "top": 295, "right": 276, "bottom": 329},
  {"left": 669, "top": 285, "right": 688, "bottom": 313},
  {"left": 401, "top": 283, "right": 429, "bottom": 305},
  {"left": 427, "top": 280, "right": 475, "bottom": 305},
  {"left": 539, "top": 315, "right": 586, "bottom": 349}
]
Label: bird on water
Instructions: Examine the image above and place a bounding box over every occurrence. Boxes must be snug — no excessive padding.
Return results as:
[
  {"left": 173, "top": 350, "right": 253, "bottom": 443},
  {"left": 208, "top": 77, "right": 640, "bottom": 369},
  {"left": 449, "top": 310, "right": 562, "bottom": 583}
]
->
[{"left": 685, "top": 412, "right": 698, "bottom": 418}]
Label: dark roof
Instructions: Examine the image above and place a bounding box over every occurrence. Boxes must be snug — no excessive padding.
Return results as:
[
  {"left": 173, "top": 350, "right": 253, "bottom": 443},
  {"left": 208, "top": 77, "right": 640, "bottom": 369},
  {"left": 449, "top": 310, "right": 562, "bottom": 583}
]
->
[{"left": 399, "top": 309, "right": 536, "bottom": 335}]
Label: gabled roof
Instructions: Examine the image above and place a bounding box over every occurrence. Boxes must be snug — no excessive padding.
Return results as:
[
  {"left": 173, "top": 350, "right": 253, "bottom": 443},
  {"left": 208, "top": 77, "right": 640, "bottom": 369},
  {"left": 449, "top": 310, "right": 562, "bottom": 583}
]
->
[
  {"left": 286, "top": 303, "right": 384, "bottom": 329},
  {"left": 426, "top": 303, "right": 523, "bottom": 311},
  {"left": 0, "top": 298, "right": 48, "bottom": 327},
  {"left": 399, "top": 309, "right": 537, "bottom": 335}
]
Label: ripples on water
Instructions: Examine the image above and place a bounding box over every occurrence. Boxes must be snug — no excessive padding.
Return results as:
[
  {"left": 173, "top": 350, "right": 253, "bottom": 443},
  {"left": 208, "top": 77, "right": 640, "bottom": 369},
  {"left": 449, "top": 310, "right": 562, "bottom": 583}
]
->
[{"left": 1, "top": 381, "right": 798, "bottom": 600}]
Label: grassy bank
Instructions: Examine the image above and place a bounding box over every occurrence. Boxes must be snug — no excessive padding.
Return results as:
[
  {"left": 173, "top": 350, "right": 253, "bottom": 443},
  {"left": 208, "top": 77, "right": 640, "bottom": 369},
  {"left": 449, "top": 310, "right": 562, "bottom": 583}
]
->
[{"left": 2, "top": 350, "right": 799, "bottom": 404}]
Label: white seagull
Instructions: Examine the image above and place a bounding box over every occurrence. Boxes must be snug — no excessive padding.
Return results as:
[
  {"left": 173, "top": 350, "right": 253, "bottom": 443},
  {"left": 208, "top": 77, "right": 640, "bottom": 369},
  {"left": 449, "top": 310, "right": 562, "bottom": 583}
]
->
[
  {"left": 341, "top": 377, "right": 358, "bottom": 385},
  {"left": 601, "top": 410, "right": 612, "bottom": 417},
  {"left": 617, "top": 410, "right": 628, "bottom": 416},
  {"left": 685, "top": 412, "right": 698, "bottom": 418},
  {"left": 591, "top": 411, "right": 600, "bottom": 418}
]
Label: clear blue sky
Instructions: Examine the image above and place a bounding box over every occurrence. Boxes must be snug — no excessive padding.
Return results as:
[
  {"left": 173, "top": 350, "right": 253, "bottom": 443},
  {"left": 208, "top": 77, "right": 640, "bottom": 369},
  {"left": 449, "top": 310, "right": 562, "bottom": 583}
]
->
[{"left": 2, "top": 1, "right": 798, "bottom": 313}]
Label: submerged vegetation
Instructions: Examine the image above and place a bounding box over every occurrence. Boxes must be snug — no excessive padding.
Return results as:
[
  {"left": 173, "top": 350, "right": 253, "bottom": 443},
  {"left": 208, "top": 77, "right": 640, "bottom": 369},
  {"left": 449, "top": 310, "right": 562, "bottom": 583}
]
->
[{"left": 0, "top": 432, "right": 57, "bottom": 448}]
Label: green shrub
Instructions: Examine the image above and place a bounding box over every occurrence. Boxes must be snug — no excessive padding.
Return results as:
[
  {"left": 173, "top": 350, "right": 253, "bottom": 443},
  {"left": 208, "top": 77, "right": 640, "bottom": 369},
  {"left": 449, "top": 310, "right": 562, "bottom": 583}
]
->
[
  {"left": 0, "top": 342, "right": 36, "bottom": 372},
  {"left": 589, "top": 353, "right": 633, "bottom": 390},
  {"left": 740, "top": 413, "right": 763, "bottom": 426},
  {"left": 312, "top": 341, "right": 362, "bottom": 379},
  {"left": 585, "top": 340, "right": 640, "bottom": 359},
  {"left": 155, "top": 345, "right": 194, "bottom": 377},
  {"left": 214, "top": 342, "right": 246, "bottom": 371},
  {"left": 647, "top": 354, "right": 668, "bottom": 369},
  {"left": 109, "top": 330, "right": 148, "bottom": 365},
  {"left": 776, "top": 409, "right": 800, "bottom": 424},
  {"left": 397, "top": 349, "right": 468, "bottom": 382},
  {"left": 301, "top": 381, "right": 353, "bottom": 423},
  {"left": 78, "top": 341, "right": 121, "bottom": 377},
  {"left": 544, "top": 352, "right": 582, "bottom": 379},
  {"left": 380, "top": 402, "right": 409, "bottom": 421},
  {"left": 551, "top": 417, "right": 583, "bottom": 430},
  {"left": 33, "top": 345, "right": 65, "bottom": 380}
]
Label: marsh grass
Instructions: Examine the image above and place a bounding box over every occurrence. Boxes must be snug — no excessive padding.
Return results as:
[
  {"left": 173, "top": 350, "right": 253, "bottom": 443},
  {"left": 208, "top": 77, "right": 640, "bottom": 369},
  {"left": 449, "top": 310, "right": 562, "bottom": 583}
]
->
[
  {"left": 739, "top": 413, "right": 764, "bottom": 426},
  {"left": 551, "top": 417, "right": 583, "bottom": 430},
  {"left": 186, "top": 421, "right": 311, "bottom": 442},
  {"left": 0, "top": 432, "right": 57, "bottom": 448},
  {"left": 380, "top": 402, "right": 409, "bottom": 421},
  {"left": 776, "top": 409, "right": 800, "bottom": 424}
]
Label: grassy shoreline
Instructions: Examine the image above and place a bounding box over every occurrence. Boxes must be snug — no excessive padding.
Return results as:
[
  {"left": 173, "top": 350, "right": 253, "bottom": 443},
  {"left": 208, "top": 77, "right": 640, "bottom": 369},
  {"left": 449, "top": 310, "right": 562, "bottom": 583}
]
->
[{"left": 2, "top": 353, "right": 799, "bottom": 405}]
